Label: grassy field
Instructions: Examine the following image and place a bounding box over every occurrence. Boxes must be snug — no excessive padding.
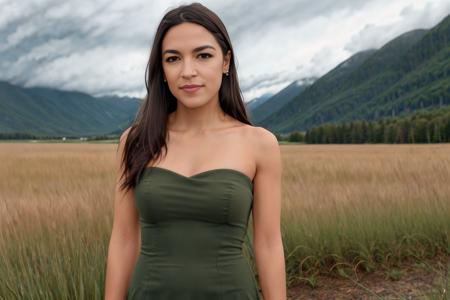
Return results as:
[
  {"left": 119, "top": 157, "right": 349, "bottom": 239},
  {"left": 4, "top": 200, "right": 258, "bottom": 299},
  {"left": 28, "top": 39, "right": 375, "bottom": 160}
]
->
[{"left": 0, "top": 143, "right": 448, "bottom": 299}]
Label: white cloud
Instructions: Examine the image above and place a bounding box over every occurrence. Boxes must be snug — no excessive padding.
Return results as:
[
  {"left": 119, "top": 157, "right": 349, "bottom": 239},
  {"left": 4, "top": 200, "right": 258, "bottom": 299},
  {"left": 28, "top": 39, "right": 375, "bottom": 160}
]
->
[
  {"left": 25, "top": 45, "right": 148, "bottom": 97},
  {"left": 344, "top": 0, "right": 450, "bottom": 52},
  {"left": 0, "top": 0, "right": 448, "bottom": 101}
]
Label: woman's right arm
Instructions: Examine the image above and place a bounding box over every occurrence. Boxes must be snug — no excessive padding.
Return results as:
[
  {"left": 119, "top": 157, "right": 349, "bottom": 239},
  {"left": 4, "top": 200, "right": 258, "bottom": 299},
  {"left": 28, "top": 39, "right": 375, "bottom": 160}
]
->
[{"left": 104, "top": 128, "right": 141, "bottom": 300}]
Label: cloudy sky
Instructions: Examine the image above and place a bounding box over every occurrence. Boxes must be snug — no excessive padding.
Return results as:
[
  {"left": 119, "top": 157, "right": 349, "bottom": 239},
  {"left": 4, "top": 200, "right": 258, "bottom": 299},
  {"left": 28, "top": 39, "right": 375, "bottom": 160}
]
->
[{"left": 1, "top": 0, "right": 449, "bottom": 101}]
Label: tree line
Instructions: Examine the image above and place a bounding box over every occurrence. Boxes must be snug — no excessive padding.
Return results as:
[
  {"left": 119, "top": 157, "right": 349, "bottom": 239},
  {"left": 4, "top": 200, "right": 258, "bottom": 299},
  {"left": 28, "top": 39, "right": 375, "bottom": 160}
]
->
[{"left": 282, "top": 106, "right": 450, "bottom": 144}]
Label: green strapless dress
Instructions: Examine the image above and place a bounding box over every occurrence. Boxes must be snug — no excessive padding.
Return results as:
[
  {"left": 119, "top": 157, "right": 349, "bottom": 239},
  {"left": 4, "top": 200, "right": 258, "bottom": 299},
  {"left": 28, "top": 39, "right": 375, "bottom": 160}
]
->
[{"left": 127, "top": 166, "right": 262, "bottom": 299}]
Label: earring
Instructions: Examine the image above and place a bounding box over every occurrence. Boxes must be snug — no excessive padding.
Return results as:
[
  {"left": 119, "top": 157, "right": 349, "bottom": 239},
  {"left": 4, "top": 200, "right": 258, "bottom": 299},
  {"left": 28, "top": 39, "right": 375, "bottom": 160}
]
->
[
  {"left": 224, "top": 70, "right": 229, "bottom": 76},
  {"left": 164, "top": 78, "right": 167, "bottom": 82}
]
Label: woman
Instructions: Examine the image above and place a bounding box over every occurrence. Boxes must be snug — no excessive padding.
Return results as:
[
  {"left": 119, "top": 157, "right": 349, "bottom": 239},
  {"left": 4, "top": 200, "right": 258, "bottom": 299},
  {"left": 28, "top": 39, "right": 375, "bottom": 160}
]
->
[{"left": 104, "top": 2, "right": 286, "bottom": 299}]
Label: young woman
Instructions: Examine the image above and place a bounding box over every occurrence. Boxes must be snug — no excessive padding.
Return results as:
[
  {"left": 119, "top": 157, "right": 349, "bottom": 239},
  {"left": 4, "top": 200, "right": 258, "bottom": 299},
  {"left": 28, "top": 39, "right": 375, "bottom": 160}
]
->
[{"left": 104, "top": 3, "right": 286, "bottom": 299}]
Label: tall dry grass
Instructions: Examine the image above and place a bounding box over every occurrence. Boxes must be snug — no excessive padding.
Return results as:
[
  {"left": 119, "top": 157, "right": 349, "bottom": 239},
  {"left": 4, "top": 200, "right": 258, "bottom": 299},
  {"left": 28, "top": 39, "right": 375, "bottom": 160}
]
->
[
  {"left": 0, "top": 142, "right": 449, "bottom": 299},
  {"left": 274, "top": 144, "right": 449, "bottom": 290},
  {"left": 0, "top": 143, "right": 116, "bottom": 299}
]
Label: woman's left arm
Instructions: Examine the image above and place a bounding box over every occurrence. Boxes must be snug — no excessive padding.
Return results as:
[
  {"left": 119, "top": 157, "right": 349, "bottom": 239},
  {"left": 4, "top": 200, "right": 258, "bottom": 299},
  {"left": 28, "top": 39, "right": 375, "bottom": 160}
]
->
[{"left": 252, "top": 127, "right": 287, "bottom": 300}]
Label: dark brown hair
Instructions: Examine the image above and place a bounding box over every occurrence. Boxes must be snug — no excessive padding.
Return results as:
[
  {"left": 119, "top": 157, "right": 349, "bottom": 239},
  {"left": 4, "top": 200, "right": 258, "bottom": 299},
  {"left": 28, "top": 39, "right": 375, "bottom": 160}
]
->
[{"left": 118, "top": 2, "right": 253, "bottom": 193}]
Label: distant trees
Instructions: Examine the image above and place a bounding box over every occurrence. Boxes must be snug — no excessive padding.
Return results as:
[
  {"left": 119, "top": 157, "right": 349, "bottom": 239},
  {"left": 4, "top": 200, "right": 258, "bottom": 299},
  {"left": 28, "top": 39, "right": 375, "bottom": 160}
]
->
[
  {"left": 0, "top": 132, "right": 119, "bottom": 141},
  {"left": 283, "top": 106, "right": 450, "bottom": 144},
  {"left": 288, "top": 131, "right": 304, "bottom": 142},
  {"left": 0, "top": 132, "right": 40, "bottom": 139}
]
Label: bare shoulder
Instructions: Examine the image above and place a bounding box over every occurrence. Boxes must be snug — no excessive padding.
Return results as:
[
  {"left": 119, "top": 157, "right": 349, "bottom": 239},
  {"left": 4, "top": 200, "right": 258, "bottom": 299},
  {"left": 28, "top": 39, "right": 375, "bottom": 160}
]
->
[
  {"left": 246, "top": 126, "right": 281, "bottom": 174},
  {"left": 119, "top": 126, "right": 132, "bottom": 143},
  {"left": 116, "top": 126, "right": 134, "bottom": 170},
  {"left": 236, "top": 123, "right": 273, "bottom": 138},
  {"left": 248, "top": 125, "right": 279, "bottom": 152}
]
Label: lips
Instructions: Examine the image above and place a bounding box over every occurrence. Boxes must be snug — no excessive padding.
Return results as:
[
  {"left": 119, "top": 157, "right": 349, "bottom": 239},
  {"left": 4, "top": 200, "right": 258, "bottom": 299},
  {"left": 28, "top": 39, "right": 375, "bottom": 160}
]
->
[
  {"left": 180, "top": 84, "right": 203, "bottom": 93},
  {"left": 181, "top": 84, "right": 202, "bottom": 89}
]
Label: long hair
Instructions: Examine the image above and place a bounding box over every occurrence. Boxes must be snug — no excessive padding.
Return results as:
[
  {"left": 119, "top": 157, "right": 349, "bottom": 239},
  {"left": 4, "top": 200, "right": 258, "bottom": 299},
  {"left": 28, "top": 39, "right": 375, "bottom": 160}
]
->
[{"left": 118, "top": 2, "right": 252, "bottom": 193}]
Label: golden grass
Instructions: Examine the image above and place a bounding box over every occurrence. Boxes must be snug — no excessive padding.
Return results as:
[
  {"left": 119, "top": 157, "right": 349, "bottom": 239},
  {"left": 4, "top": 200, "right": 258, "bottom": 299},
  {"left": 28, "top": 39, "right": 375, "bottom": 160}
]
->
[
  {"left": 274, "top": 144, "right": 449, "bottom": 289},
  {"left": 0, "top": 143, "right": 116, "bottom": 298},
  {"left": 0, "top": 142, "right": 449, "bottom": 298}
]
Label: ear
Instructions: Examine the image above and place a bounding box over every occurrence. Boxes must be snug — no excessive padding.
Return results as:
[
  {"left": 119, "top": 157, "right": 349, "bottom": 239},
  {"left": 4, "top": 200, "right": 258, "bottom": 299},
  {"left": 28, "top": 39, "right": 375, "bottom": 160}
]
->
[{"left": 223, "top": 50, "right": 231, "bottom": 72}]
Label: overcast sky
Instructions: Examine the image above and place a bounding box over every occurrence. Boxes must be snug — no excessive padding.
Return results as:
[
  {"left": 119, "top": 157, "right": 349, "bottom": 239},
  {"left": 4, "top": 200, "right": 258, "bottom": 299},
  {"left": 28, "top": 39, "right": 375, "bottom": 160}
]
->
[{"left": 1, "top": 0, "right": 449, "bottom": 101}]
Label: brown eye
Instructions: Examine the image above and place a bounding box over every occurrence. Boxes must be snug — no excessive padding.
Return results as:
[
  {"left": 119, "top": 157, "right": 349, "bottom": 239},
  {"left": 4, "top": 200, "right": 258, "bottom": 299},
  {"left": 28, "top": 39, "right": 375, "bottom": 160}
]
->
[
  {"left": 199, "top": 53, "right": 212, "bottom": 59},
  {"left": 165, "top": 56, "right": 178, "bottom": 63}
]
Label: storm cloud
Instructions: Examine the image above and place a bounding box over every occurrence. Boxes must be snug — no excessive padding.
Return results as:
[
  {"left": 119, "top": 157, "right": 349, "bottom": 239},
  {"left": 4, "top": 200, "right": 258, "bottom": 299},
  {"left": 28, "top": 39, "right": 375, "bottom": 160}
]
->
[{"left": 0, "top": 0, "right": 449, "bottom": 101}]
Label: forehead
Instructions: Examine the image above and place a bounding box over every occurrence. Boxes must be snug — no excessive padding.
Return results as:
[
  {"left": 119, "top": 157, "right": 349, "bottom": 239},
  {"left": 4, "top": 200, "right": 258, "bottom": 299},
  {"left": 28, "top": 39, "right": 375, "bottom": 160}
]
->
[{"left": 162, "top": 22, "right": 218, "bottom": 52}]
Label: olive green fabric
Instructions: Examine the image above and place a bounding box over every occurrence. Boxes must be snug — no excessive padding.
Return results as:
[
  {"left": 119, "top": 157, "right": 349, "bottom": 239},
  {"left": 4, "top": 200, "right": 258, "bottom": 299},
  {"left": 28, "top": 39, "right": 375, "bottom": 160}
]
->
[{"left": 127, "top": 166, "right": 261, "bottom": 299}]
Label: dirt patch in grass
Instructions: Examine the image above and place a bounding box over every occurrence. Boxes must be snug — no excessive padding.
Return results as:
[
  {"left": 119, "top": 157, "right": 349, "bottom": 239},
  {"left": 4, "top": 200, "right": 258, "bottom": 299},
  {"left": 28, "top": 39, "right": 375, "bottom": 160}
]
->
[{"left": 287, "top": 255, "right": 448, "bottom": 299}]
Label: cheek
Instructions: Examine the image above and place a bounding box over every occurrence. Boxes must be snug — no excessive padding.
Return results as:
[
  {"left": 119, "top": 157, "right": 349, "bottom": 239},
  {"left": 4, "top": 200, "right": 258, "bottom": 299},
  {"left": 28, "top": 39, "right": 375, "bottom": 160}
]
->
[
  {"left": 202, "top": 77, "right": 222, "bottom": 97},
  {"left": 204, "top": 67, "right": 223, "bottom": 88}
]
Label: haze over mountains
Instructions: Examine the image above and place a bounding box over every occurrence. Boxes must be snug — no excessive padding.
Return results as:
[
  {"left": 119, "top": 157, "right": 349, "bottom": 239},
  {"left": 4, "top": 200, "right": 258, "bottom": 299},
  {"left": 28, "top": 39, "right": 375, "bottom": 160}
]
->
[
  {"left": 0, "top": 14, "right": 448, "bottom": 138},
  {"left": 248, "top": 77, "right": 317, "bottom": 124},
  {"left": 0, "top": 81, "right": 141, "bottom": 137},
  {"left": 253, "top": 14, "right": 450, "bottom": 134}
]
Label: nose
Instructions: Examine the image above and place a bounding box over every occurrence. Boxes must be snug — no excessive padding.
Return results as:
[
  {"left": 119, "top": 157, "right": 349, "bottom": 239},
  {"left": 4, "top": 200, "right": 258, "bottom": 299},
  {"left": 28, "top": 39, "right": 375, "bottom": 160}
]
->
[{"left": 180, "top": 58, "right": 197, "bottom": 78}]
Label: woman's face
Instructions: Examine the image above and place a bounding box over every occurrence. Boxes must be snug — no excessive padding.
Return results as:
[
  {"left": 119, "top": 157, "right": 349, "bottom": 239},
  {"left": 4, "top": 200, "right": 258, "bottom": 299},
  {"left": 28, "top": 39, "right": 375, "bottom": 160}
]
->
[{"left": 161, "top": 22, "right": 231, "bottom": 108}]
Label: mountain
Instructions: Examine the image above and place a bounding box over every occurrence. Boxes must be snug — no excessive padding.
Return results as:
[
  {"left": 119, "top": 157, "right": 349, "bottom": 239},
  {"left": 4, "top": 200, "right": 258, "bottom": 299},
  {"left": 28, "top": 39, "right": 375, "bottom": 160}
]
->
[
  {"left": 258, "top": 13, "right": 450, "bottom": 134},
  {"left": 248, "top": 77, "right": 317, "bottom": 124},
  {"left": 0, "top": 81, "right": 142, "bottom": 137},
  {"left": 245, "top": 93, "right": 274, "bottom": 111}
]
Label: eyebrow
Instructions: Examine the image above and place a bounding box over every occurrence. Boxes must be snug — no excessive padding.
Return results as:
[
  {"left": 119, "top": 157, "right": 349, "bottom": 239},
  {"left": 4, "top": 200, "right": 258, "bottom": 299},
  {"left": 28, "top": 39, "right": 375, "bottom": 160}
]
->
[{"left": 162, "top": 45, "right": 216, "bottom": 55}]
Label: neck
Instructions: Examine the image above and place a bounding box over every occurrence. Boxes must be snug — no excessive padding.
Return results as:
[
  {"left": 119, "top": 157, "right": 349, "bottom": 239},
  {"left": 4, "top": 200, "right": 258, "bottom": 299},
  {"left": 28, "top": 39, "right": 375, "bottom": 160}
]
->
[{"left": 168, "top": 97, "right": 230, "bottom": 134}]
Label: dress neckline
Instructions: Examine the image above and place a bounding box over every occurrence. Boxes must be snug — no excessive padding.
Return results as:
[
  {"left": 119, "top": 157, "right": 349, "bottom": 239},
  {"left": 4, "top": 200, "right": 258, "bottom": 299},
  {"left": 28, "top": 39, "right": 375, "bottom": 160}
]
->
[{"left": 144, "top": 166, "right": 253, "bottom": 187}]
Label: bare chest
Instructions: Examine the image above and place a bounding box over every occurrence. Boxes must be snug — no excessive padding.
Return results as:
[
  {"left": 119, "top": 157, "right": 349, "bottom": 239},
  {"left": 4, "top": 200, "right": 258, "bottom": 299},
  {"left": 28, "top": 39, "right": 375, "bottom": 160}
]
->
[{"left": 148, "top": 128, "right": 255, "bottom": 180}]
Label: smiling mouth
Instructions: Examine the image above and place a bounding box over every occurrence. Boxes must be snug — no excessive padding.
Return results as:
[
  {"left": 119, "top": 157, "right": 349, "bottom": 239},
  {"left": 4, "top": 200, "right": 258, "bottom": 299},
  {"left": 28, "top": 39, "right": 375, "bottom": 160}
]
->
[{"left": 181, "top": 86, "right": 203, "bottom": 93}]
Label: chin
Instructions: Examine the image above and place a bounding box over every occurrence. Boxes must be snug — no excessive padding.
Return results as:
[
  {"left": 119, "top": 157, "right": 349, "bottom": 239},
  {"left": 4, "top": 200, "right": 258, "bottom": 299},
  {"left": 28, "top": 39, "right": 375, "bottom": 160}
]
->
[{"left": 185, "top": 99, "right": 212, "bottom": 108}]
